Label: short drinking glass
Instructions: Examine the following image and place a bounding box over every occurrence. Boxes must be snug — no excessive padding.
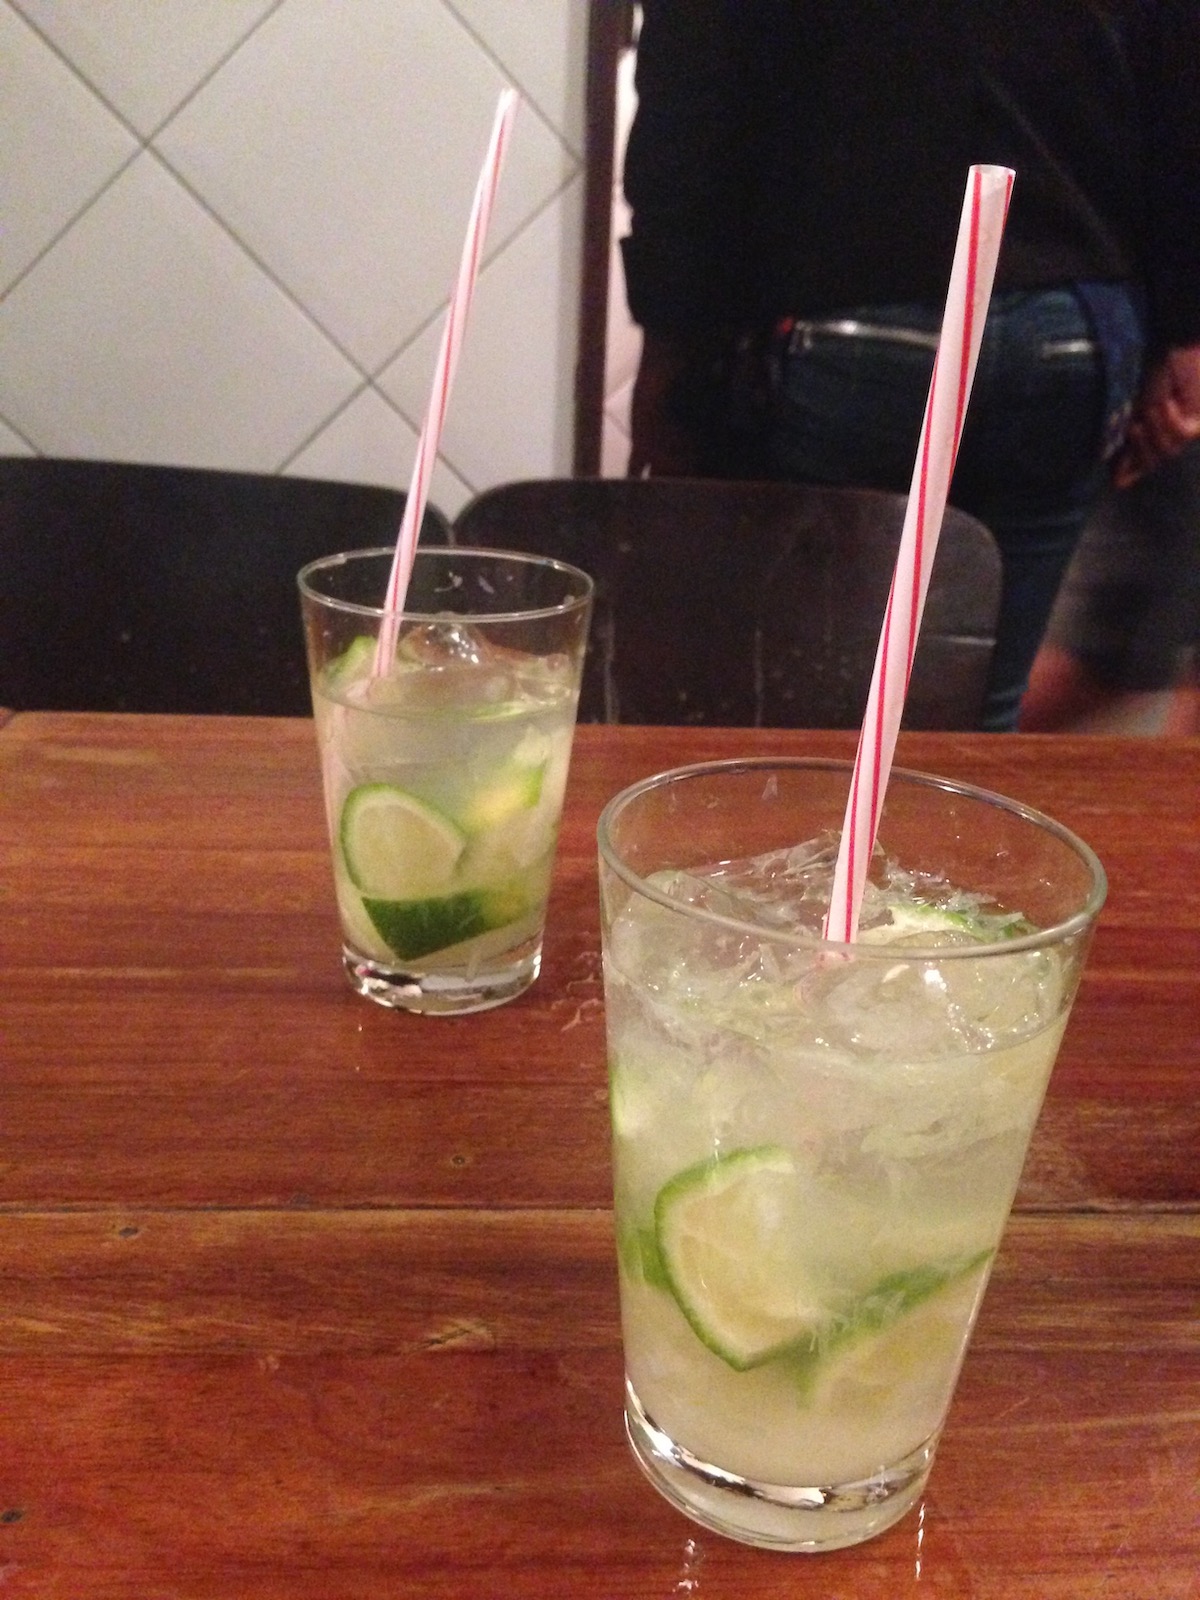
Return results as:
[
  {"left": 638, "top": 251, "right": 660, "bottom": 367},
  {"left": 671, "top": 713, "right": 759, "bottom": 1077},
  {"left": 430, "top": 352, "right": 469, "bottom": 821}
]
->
[
  {"left": 300, "top": 546, "right": 592, "bottom": 1015},
  {"left": 598, "top": 759, "right": 1105, "bottom": 1551}
]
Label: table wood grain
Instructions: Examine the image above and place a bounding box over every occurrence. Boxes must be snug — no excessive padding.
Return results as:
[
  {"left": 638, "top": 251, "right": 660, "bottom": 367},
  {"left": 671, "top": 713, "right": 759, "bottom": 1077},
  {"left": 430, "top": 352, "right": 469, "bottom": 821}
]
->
[{"left": 0, "top": 713, "right": 1197, "bottom": 1598}]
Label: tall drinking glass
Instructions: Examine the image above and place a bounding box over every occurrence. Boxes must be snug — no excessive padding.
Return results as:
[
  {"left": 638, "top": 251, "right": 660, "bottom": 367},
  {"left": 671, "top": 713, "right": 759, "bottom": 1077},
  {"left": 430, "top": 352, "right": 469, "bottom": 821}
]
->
[
  {"left": 300, "top": 546, "right": 592, "bottom": 1015},
  {"left": 598, "top": 759, "right": 1105, "bottom": 1550}
]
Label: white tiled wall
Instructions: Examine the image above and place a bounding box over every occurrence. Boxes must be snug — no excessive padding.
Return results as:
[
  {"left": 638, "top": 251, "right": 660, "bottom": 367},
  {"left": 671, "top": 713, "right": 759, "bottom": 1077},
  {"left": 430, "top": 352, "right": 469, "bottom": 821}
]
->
[{"left": 0, "top": 0, "right": 590, "bottom": 517}]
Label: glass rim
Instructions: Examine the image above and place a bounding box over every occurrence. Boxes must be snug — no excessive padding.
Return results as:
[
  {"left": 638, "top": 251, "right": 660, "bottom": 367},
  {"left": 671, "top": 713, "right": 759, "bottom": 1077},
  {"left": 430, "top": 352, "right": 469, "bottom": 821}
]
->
[
  {"left": 297, "top": 544, "right": 594, "bottom": 623},
  {"left": 597, "top": 756, "right": 1107, "bottom": 961}
]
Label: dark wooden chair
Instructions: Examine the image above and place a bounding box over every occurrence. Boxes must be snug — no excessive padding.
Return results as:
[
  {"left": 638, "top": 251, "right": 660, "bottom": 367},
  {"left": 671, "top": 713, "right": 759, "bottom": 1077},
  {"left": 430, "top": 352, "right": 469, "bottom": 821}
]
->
[
  {"left": 453, "top": 477, "right": 1003, "bottom": 728},
  {"left": 0, "top": 457, "right": 451, "bottom": 715}
]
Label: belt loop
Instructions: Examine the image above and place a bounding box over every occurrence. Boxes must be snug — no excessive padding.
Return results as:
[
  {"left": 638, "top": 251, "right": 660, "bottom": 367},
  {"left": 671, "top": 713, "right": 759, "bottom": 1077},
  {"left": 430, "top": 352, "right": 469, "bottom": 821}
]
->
[
  {"left": 787, "top": 319, "right": 815, "bottom": 355},
  {"left": 768, "top": 319, "right": 789, "bottom": 391}
]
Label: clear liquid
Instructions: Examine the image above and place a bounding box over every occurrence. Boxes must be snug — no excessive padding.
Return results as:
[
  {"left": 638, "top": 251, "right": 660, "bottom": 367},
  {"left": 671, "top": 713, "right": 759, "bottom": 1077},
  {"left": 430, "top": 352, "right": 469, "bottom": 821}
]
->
[
  {"left": 313, "top": 627, "right": 577, "bottom": 975},
  {"left": 607, "top": 848, "right": 1065, "bottom": 1489}
]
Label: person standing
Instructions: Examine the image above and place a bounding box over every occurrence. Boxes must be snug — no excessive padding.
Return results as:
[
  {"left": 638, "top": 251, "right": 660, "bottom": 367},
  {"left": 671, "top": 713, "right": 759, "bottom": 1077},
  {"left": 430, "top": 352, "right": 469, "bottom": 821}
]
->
[
  {"left": 1019, "top": 441, "right": 1200, "bottom": 734},
  {"left": 621, "top": 0, "right": 1200, "bottom": 729}
]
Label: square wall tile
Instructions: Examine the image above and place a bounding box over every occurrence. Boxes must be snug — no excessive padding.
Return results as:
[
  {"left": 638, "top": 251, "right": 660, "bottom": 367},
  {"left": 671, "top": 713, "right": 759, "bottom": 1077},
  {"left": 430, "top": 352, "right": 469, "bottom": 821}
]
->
[
  {"left": 379, "top": 177, "right": 583, "bottom": 490},
  {"left": 10, "top": 0, "right": 278, "bottom": 136},
  {"left": 1, "top": 3, "right": 137, "bottom": 289},
  {"left": 0, "top": 154, "right": 360, "bottom": 469},
  {"left": 449, "top": 0, "right": 589, "bottom": 157},
  {"left": 287, "top": 385, "right": 472, "bottom": 518},
  {"left": 156, "top": 0, "right": 576, "bottom": 371}
]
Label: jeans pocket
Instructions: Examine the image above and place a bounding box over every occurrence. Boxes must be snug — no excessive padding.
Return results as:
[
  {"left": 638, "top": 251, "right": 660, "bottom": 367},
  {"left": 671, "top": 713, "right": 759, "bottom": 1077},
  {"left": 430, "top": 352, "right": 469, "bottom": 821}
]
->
[{"left": 769, "top": 338, "right": 931, "bottom": 489}]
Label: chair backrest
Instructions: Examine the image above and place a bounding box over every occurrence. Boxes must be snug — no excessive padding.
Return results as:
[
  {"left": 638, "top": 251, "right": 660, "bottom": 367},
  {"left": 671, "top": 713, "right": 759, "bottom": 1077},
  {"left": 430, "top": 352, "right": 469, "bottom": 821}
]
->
[
  {"left": 0, "top": 457, "right": 451, "bottom": 715},
  {"left": 452, "top": 477, "right": 1002, "bottom": 729}
]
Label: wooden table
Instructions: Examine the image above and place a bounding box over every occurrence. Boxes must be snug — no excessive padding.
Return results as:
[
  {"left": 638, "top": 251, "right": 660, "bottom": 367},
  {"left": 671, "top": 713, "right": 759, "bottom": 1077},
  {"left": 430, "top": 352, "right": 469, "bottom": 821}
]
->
[{"left": 0, "top": 713, "right": 1196, "bottom": 1599}]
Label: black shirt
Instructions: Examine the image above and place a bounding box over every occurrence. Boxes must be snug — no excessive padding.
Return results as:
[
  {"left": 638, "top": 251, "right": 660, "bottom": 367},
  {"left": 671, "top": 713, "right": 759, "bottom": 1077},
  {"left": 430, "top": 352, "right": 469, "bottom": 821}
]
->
[{"left": 622, "top": 0, "right": 1200, "bottom": 350}]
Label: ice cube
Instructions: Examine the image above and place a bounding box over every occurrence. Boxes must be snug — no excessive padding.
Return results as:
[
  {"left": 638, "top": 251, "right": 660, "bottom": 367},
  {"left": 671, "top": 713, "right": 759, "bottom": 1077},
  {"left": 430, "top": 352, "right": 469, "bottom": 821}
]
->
[
  {"left": 398, "top": 618, "right": 495, "bottom": 669},
  {"left": 648, "top": 839, "right": 839, "bottom": 941},
  {"left": 358, "top": 620, "right": 518, "bottom": 715}
]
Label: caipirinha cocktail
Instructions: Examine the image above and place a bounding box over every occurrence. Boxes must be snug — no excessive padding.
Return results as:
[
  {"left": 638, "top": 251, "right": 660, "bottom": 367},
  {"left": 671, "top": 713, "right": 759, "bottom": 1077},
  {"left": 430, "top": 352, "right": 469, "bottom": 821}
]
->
[
  {"left": 301, "top": 547, "right": 592, "bottom": 1014},
  {"left": 599, "top": 760, "right": 1103, "bottom": 1550}
]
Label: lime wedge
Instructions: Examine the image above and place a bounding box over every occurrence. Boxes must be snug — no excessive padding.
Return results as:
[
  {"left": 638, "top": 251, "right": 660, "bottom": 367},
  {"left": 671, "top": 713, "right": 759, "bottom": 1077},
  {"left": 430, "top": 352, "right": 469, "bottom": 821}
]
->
[
  {"left": 362, "top": 876, "right": 530, "bottom": 963},
  {"left": 616, "top": 1218, "right": 671, "bottom": 1290},
  {"left": 340, "top": 784, "right": 465, "bottom": 899},
  {"left": 860, "top": 902, "right": 1036, "bottom": 945},
  {"left": 454, "top": 731, "right": 549, "bottom": 834},
  {"left": 363, "top": 890, "right": 489, "bottom": 961},
  {"left": 653, "top": 1145, "right": 993, "bottom": 1375},
  {"left": 791, "top": 1253, "right": 991, "bottom": 1420},
  {"left": 457, "top": 763, "right": 545, "bottom": 834},
  {"left": 655, "top": 1146, "right": 834, "bottom": 1370},
  {"left": 858, "top": 904, "right": 978, "bottom": 943},
  {"left": 323, "top": 634, "right": 376, "bottom": 691}
]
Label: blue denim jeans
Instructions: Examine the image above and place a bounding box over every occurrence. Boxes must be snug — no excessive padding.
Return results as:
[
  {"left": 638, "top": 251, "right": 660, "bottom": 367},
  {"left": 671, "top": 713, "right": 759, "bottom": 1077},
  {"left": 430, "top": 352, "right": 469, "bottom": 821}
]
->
[{"left": 766, "top": 287, "right": 1145, "bottom": 729}]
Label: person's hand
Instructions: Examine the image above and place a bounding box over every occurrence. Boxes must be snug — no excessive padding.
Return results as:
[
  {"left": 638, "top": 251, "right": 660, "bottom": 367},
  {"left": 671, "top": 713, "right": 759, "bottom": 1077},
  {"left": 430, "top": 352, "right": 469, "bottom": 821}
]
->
[
  {"left": 1113, "top": 344, "right": 1200, "bottom": 487},
  {"left": 627, "top": 332, "right": 701, "bottom": 477}
]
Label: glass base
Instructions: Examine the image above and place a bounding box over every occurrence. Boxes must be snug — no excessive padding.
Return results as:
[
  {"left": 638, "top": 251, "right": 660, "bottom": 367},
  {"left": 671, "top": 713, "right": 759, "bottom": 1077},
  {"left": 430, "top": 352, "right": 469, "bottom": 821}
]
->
[
  {"left": 625, "top": 1381, "right": 934, "bottom": 1553},
  {"left": 342, "top": 942, "right": 541, "bottom": 1015}
]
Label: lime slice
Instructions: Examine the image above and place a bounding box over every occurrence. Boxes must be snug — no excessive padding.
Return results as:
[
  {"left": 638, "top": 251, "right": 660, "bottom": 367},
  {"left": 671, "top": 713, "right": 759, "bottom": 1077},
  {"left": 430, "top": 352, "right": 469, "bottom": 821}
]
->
[
  {"left": 455, "top": 731, "right": 550, "bottom": 835},
  {"left": 340, "top": 784, "right": 465, "bottom": 899},
  {"left": 332, "top": 854, "right": 396, "bottom": 963},
  {"left": 362, "top": 876, "right": 530, "bottom": 963},
  {"left": 616, "top": 1218, "right": 671, "bottom": 1291},
  {"left": 653, "top": 1145, "right": 993, "bottom": 1375},
  {"left": 858, "top": 904, "right": 978, "bottom": 943},
  {"left": 655, "top": 1146, "right": 834, "bottom": 1370},
  {"left": 364, "top": 889, "right": 490, "bottom": 961},
  {"left": 457, "top": 763, "right": 545, "bottom": 834},
  {"left": 323, "top": 634, "right": 376, "bottom": 691},
  {"left": 860, "top": 901, "right": 1036, "bottom": 945},
  {"left": 792, "top": 1253, "right": 990, "bottom": 1418}
]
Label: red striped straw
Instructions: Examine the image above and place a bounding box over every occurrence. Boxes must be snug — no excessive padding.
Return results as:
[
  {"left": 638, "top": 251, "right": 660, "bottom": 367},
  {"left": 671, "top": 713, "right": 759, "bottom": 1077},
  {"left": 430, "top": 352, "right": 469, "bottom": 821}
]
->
[
  {"left": 373, "top": 87, "right": 520, "bottom": 676},
  {"left": 823, "top": 164, "right": 1015, "bottom": 944}
]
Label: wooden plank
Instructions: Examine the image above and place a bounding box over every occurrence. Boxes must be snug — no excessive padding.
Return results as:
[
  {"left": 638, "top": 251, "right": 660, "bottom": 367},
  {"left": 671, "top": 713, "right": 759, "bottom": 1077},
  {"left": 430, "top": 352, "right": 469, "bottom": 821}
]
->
[
  {"left": 0, "top": 715, "right": 1197, "bottom": 1596},
  {"left": 0, "top": 1209, "right": 1194, "bottom": 1354},
  {"left": 0, "top": 1001, "right": 1195, "bottom": 1210},
  {"left": 0, "top": 1213, "right": 1195, "bottom": 1599},
  {"left": 0, "top": 718, "right": 1196, "bottom": 1211}
]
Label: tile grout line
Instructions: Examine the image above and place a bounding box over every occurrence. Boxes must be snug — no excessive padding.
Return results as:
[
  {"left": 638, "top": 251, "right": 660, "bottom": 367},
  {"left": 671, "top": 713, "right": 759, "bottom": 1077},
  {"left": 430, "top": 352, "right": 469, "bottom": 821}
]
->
[
  {"left": 3, "top": 0, "right": 585, "bottom": 486},
  {"left": 137, "top": 0, "right": 290, "bottom": 146},
  {"left": 140, "top": 145, "right": 374, "bottom": 382},
  {"left": 0, "top": 148, "right": 141, "bottom": 311},
  {"left": 438, "top": 0, "right": 584, "bottom": 165},
  {"left": 2, "top": 0, "right": 375, "bottom": 387},
  {"left": 279, "top": 165, "right": 585, "bottom": 490},
  {"left": 0, "top": 0, "right": 283, "bottom": 306}
]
